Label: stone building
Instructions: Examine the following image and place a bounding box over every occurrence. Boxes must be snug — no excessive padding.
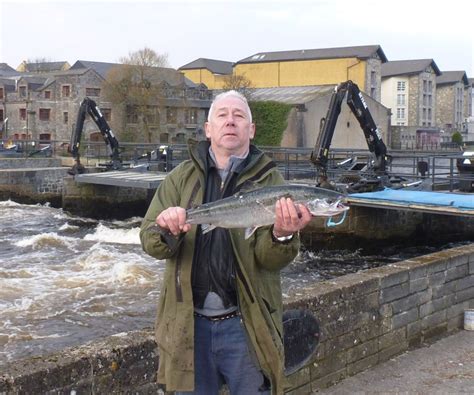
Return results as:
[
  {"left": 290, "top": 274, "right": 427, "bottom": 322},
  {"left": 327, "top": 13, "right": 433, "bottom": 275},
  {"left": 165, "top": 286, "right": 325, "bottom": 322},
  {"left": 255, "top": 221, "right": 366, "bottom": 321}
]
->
[
  {"left": 381, "top": 59, "right": 442, "bottom": 149},
  {"left": 436, "top": 71, "right": 470, "bottom": 139},
  {"left": 0, "top": 60, "right": 212, "bottom": 145}
]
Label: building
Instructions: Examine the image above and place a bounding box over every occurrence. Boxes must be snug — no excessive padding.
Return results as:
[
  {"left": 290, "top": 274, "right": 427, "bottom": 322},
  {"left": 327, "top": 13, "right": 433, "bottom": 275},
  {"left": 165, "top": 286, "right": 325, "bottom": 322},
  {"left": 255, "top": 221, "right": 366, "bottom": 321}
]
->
[
  {"left": 181, "top": 45, "right": 388, "bottom": 101},
  {"left": 16, "top": 61, "right": 70, "bottom": 73},
  {"left": 178, "top": 58, "right": 234, "bottom": 90},
  {"left": 0, "top": 60, "right": 212, "bottom": 145},
  {"left": 247, "top": 85, "right": 391, "bottom": 150},
  {"left": 436, "top": 70, "right": 470, "bottom": 140},
  {"left": 381, "top": 59, "right": 442, "bottom": 149}
]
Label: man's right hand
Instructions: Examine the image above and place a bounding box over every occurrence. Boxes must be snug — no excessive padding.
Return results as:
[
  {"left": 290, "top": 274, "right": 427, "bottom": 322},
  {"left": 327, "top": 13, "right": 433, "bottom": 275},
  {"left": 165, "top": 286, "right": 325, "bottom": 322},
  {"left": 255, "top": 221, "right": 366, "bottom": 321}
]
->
[{"left": 156, "top": 207, "right": 191, "bottom": 236}]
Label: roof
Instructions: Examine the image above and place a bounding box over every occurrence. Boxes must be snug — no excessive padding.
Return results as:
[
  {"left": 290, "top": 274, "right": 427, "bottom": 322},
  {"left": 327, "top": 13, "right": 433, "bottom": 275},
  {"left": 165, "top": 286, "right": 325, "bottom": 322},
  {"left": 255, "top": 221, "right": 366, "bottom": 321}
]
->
[
  {"left": 71, "top": 60, "right": 198, "bottom": 87},
  {"left": 382, "top": 59, "right": 441, "bottom": 77},
  {"left": 0, "top": 63, "right": 20, "bottom": 77},
  {"left": 21, "top": 61, "right": 69, "bottom": 73},
  {"left": 179, "top": 58, "right": 233, "bottom": 75},
  {"left": 236, "top": 45, "right": 388, "bottom": 64},
  {"left": 70, "top": 60, "right": 120, "bottom": 78},
  {"left": 246, "top": 85, "right": 337, "bottom": 105},
  {"left": 437, "top": 71, "right": 469, "bottom": 86}
]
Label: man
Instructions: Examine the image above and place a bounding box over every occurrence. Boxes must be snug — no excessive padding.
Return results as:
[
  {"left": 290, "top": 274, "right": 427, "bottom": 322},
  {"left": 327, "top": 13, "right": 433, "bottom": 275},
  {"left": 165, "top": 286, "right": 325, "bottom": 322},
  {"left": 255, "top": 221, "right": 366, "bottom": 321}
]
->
[{"left": 140, "top": 91, "right": 312, "bottom": 394}]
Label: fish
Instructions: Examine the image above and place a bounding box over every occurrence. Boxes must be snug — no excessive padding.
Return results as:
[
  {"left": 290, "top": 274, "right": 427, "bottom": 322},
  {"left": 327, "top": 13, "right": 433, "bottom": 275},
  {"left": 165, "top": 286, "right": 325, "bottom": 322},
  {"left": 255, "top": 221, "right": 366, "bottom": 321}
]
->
[{"left": 186, "top": 184, "right": 349, "bottom": 239}]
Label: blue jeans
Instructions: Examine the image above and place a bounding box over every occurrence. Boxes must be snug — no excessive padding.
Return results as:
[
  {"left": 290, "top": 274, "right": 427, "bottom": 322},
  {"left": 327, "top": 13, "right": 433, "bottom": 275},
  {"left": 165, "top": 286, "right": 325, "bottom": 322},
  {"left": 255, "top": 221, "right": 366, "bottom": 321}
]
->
[{"left": 176, "top": 315, "right": 270, "bottom": 395}]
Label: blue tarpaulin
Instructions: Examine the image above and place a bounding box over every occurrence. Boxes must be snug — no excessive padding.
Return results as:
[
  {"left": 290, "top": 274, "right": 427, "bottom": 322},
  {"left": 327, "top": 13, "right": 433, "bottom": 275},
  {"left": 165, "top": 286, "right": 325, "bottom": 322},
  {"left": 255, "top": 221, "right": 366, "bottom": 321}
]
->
[{"left": 348, "top": 188, "right": 474, "bottom": 215}]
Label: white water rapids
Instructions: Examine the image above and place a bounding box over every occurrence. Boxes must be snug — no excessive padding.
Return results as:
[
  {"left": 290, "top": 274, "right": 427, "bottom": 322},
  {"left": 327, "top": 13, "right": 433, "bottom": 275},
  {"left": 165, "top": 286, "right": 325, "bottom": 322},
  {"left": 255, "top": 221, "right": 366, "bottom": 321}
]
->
[{"left": 1, "top": 200, "right": 465, "bottom": 366}]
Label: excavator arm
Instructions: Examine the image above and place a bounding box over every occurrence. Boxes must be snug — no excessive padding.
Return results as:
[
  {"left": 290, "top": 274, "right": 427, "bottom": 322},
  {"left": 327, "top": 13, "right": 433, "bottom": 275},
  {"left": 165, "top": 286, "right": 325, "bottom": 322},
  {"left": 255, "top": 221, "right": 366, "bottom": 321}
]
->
[
  {"left": 68, "top": 97, "right": 122, "bottom": 174},
  {"left": 310, "top": 81, "right": 390, "bottom": 191}
]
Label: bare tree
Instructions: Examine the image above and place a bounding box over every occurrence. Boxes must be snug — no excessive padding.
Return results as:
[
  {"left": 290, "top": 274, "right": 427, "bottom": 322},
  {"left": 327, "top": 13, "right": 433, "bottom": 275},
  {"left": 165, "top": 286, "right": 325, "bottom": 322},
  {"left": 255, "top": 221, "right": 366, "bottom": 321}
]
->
[
  {"left": 222, "top": 73, "right": 254, "bottom": 100},
  {"left": 103, "top": 47, "right": 170, "bottom": 143}
]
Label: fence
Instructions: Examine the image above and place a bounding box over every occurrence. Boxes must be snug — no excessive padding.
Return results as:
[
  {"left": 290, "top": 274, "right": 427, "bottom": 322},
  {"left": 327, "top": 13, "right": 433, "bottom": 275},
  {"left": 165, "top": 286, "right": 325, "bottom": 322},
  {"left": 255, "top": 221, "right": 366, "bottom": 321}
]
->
[{"left": 1, "top": 139, "right": 472, "bottom": 192}]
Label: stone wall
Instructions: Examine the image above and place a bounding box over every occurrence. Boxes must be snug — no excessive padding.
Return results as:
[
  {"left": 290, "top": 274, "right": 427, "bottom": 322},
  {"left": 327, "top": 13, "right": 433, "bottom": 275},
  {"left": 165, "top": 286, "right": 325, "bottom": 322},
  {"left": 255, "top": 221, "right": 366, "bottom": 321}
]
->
[
  {"left": 1, "top": 245, "right": 472, "bottom": 394},
  {"left": 0, "top": 166, "right": 68, "bottom": 206},
  {"left": 285, "top": 243, "right": 474, "bottom": 393}
]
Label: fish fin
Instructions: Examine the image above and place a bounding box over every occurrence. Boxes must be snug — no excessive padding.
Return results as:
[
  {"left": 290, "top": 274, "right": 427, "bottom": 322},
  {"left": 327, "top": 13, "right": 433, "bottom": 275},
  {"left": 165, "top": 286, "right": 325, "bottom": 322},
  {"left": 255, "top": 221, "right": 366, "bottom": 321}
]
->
[
  {"left": 200, "top": 224, "right": 217, "bottom": 234},
  {"left": 237, "top": 180, "right": 262, "bottom": 194},
  {"left": 244, "top": 226, "right": 259, "bottom": 239}
]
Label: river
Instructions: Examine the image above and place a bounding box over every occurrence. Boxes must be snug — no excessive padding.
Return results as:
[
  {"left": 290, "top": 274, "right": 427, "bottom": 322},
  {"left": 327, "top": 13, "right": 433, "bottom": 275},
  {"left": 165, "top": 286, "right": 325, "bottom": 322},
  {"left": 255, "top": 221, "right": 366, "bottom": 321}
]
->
[{"left": 0, "top": 201, "right": 469, "bottom": 366}]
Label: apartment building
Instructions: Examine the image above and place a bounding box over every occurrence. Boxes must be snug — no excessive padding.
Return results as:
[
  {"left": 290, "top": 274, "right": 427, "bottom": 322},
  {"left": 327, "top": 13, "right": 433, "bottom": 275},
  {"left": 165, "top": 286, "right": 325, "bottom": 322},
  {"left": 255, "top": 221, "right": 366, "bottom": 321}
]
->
[
  {"left": 436, "top": 71, "right": 471, "bottom": 139},
  {"left": 381, "top": 59, "right": 441, "bottom": 149}
]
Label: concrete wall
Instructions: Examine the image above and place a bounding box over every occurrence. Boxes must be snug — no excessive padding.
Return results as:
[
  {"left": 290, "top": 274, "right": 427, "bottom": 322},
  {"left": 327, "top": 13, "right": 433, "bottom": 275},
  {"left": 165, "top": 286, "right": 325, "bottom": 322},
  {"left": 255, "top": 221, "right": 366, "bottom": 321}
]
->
[
  {"left": 0, "top": 158, "right": 62, "bottom": 169},
  {"left": 1, "top": 244, "right": 472, "bottom": 394}
]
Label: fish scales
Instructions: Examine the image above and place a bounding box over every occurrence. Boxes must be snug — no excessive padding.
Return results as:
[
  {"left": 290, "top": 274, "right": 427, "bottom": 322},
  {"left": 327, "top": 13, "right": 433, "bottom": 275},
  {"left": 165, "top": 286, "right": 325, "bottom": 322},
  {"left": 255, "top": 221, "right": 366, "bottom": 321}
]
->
[{"left": 185, "top": 185, "right": 349, "bottom": 239}]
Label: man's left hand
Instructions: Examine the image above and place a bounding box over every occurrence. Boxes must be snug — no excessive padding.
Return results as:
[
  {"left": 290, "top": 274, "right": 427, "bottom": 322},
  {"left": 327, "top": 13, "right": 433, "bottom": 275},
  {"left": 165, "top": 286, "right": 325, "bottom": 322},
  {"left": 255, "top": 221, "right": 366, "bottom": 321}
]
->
[{"left": 273, "top": 198, "right": 312, "bottom": 238}]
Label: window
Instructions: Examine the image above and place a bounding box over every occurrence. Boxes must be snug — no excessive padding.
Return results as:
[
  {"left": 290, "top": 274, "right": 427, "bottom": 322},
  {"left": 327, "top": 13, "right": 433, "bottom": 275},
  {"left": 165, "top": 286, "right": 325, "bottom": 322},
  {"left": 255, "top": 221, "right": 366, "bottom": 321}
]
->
[
  {"left": 85, "top": 87, "right": 101, "bottom": 96},
  {"left": 185, "top": 108, "right": 198, "bottom": 124},
  {"left": 39, "top": 108, "right": 51, "bottom": 121},
  {"left": 0, "top": 109, "right": 3, "bottom": 122},
  {"left": 397, "top": 94, "right": 406, "bottom": 106},
  {"left": 126, "top": 105, "right": 139, "bottom": 123},
  {"left": 63, "top": 112, "right": 68, "bottom": 124},
  {"left": 39, "top": 133, "right": 51, "bottom": 142},
  {"left": 397, "top": 81, "right": 406, "bottom": 91},
  {"left": 20, "top": 108, "right": 26, "bottom": 120},
  {"left": 0, "top": 88, "right": 3, "bottom": 99},
  {"left": 61, "top": 85, "right": 71, "bottom": 97},
  {"left": 166, "top": 107, "right": 177, "bottom": 123},
  {"left": 396, "top": 108, "right": 405, "bottom": 119},
  {"left": 102, "top": 108, "right": 111, "bottom": 122},
  {"left": 44, "top": 90, "right": 51, "bottom": 99},
  {"left": 19, "top": 86, "right": 27, "bottom": 97}
]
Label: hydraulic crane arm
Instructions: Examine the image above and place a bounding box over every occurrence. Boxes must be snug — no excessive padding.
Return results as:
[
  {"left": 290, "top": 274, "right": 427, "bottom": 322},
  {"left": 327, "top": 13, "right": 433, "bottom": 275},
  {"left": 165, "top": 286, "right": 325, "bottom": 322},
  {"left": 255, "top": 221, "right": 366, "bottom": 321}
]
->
[
  {"left": 69, "top": 97, "right": 122, "bottom": 173},
  {"left": 310, "top": 80, "right": 388, "bottom": 176}
]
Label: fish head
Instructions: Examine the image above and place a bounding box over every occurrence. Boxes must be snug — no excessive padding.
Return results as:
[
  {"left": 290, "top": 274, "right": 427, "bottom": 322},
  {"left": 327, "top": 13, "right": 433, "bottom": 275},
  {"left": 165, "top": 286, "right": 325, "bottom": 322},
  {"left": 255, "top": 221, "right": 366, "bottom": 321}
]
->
[{"left": 305, "top": 198, "right": 349, "bottom": 217}]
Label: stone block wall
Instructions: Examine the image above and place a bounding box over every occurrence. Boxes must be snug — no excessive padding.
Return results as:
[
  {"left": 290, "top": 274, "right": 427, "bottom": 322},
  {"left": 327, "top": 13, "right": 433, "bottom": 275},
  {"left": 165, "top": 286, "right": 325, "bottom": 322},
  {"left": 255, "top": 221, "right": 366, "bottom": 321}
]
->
[
  {"left": 285, "top": 243, "right": 474, "bottom": 393},
  {"left": 1, "top": 244, "right": 472, "bottom": 394},
  {"left": 0, "top": 167, "right": 68, "bottom": 206}
]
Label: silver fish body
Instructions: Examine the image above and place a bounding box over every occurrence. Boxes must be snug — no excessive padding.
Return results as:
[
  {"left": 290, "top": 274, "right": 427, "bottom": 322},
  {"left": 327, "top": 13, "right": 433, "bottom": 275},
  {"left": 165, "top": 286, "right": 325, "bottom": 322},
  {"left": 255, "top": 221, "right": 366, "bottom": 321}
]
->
[{"left": 186, "top": 184, "right": 349, "bottom": 239}]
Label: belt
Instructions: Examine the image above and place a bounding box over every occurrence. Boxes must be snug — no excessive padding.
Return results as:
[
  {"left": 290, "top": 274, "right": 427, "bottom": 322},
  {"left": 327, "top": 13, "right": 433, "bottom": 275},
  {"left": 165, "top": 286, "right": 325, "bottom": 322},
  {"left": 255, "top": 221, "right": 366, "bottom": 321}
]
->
[{"left": 194, "top": 310, "right": 239, "bottom": 321}]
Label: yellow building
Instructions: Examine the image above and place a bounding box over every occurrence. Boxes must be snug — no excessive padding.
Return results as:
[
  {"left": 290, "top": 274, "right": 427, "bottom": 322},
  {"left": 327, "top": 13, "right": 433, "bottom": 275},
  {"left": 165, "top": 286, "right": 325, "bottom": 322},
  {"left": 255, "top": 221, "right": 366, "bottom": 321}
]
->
[
  {"left": 180, "top": 45, "right": 388, "bottom": 101},
  {"left": 179, "top": 58, "right": 233, "bottom": 90}
]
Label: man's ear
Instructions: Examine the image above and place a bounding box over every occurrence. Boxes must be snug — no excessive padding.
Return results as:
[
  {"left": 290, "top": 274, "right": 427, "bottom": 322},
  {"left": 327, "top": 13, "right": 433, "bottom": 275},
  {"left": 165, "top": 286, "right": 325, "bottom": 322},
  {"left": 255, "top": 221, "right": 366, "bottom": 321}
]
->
[
  {"left": 204, "top": 122, "right": 211, "bottom": 139},
  {"left": 250, "top": 123, "right": 256, "bottom": 140}
]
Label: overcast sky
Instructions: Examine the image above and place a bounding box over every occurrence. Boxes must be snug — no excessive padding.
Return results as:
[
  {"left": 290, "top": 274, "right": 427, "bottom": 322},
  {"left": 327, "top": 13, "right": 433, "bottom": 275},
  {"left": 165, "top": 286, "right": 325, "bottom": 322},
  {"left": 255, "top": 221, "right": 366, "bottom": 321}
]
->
[{"left": 1, "top": 0, "right": 473, "bottom": 76}]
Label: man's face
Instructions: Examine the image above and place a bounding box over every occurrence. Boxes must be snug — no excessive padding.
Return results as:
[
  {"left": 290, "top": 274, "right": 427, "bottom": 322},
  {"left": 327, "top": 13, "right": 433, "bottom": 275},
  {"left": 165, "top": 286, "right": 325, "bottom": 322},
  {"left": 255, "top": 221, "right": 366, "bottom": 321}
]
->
[{"left": 204, "top": 96, "right": 255, "bottom": 157}]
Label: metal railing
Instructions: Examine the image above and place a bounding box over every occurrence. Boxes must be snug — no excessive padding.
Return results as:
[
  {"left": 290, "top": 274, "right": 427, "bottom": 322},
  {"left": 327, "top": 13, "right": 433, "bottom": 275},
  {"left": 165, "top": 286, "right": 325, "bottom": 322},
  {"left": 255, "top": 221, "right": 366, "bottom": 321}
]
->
[{"left": 1, "top": 139, "right": 472, "bottom": 192}]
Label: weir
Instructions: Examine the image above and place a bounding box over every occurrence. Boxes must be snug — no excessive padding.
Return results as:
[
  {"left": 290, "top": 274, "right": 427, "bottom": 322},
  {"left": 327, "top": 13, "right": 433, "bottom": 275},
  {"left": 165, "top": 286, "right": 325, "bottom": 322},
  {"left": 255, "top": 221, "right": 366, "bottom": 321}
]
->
[{"left": 1, "top": 245, "right": 473, "bottom": 393}]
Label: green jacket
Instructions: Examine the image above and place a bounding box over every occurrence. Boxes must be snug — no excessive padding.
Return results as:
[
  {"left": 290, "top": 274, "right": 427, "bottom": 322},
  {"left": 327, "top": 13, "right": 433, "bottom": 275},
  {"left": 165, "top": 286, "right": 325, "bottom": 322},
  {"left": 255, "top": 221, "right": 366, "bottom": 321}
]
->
[{"left": 140, "top": 140, "right": 300, "bottom": 394}]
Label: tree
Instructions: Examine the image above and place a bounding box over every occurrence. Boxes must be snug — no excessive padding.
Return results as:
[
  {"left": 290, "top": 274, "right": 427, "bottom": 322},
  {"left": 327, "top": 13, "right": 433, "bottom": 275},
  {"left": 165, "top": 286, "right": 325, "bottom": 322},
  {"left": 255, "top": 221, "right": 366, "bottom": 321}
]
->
[
  {"left": 222, "top": 73, "right": 254, "bottom": 100},
  {"left": 103, "top": 47, "right": 170, "bottom": 143},
  {"left": 452, "top": 131, "right": 463, "bottom": 146}
]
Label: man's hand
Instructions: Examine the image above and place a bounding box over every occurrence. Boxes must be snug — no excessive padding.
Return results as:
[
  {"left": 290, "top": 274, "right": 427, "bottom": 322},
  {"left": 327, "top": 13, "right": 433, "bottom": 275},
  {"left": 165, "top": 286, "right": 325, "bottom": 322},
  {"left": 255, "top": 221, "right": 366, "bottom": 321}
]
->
[
  {"left": 156, "top": 207, "right": 191, "bottom": 236},
  {"left": 273, "top": 198, "right": 312, "bottom": 238}
]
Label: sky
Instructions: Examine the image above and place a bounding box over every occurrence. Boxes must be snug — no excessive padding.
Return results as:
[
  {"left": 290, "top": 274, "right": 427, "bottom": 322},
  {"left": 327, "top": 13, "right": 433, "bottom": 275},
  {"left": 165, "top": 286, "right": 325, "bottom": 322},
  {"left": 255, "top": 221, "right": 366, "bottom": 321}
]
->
[{"left": 1, "top": 0, "right": 473, "bottom": 76}]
